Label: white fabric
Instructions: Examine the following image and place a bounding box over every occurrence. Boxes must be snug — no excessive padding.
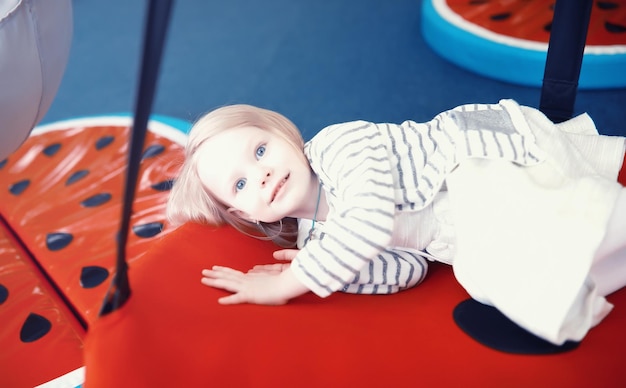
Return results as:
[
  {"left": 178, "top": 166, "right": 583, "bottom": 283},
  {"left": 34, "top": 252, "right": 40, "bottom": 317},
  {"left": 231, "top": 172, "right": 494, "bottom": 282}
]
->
[
  {"left": 446, "top": 108, "right": 625, "bottom": 345},
  {"left": 0, "top": 0, "right": 73, "bottom": 159},
  {"left": 388, "top": 191, "right": 456, "bottom": 265},
  {"left": 590, "top": 189, "right": 626, "bottom": 296}
]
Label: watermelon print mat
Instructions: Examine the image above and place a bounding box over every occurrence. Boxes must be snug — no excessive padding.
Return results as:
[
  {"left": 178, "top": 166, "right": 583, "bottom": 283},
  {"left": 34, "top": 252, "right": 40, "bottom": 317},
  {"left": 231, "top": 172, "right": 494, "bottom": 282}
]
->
[
  {"left": 0, "top": 115, "right": 187, "bottom": 387},
  {"left": 422, "top": 0, "right": 626, "bottom": 88}
]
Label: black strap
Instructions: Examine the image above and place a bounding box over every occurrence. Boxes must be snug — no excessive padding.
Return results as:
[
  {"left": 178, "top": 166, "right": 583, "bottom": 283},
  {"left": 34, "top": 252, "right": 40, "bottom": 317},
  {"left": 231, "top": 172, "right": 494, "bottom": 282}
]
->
[
  {"left": 100, "top": 0, "right": 174, "bottom": 316},
  {"left": 539, "top": 0, "right": 593, "bottom": 123}
]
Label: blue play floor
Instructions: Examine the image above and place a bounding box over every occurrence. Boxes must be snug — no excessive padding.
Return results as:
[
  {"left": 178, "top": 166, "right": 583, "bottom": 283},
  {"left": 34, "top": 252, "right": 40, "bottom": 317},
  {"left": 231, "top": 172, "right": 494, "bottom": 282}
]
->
[{"left": 43, "top": 0, "right": 626, "bottom": 138}]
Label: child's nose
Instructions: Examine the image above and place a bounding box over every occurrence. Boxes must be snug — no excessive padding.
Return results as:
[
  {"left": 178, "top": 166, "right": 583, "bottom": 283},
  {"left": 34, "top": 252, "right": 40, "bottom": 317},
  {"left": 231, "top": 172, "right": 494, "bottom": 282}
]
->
[{"left": 260, "top": 169, "right": 271, "bottom": 187}]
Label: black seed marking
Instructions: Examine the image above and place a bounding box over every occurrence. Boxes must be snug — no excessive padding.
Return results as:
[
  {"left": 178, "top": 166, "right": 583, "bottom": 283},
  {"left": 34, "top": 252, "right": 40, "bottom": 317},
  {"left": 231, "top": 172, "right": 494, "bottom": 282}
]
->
[
  {"left": 42, "top": 143, "right": 62, "bottom": 157},
  {"left": 142, "top": 144, "right": 165, "bottom": 160},
  {"left": 20, "top": 313, "right": 52, "bottom": 342},
  {"left": 133, "top": 222, "right": 163, "bottom": 238},
  {"left": 597, "top": 1, "right": 619, "bottom": 10},
  {"left": 151, "top": 179, "right": 174, "bottom": 191},
  {"left": 80, "top": 266, "right": 109, "bottom": 288},
  {"left": 0, "top": 284, "right": 8, "bottom": 305},
  {"left": 66, "top": 169, "right": 90, "bottom": 185},
  {"left": 81, "top": 192, "right": 112, "bottom": 207},
  {"left": 490, "top": 12, "right": 511, "bottom": 21},
  {"left": 46, "top": 232, "right": 73, "bottom": 251},
  {"left": 606, "top": 21, "right": 626, "bottom": 33},
  {"left": 95, "top": 135, "right": 115, "bottom": 150},
  {"left": 9, "top": 179, "right": 30, "bottom": 195},
  {"left": 544, "top": 22, "right": 552, "bottom": 32}
]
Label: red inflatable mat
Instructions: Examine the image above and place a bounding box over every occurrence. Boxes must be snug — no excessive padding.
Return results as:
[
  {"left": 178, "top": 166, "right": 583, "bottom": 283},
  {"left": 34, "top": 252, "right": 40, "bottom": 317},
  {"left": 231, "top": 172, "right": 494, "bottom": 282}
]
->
[
  {"left": 85, "top": 219, "right": 626, "bottom": 387},
  {"left": 444, "top": 0, "right": 626, "bottom": 46},
  {"left": 0, "top": 116, "right": 185, "bottom": 386},
  {"left": 0, "top": 117, "right": 184, "bottom": 326},
  {"left": 0, "top": 218, "right": 84, "bottom": 388}
]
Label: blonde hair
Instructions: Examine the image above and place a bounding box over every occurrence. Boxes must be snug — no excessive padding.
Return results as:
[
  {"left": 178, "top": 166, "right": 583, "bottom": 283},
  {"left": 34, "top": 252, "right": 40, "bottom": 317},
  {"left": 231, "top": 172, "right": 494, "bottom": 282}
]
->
[{"left": 166, "top": 104, "right": 305, "bottom": 247}]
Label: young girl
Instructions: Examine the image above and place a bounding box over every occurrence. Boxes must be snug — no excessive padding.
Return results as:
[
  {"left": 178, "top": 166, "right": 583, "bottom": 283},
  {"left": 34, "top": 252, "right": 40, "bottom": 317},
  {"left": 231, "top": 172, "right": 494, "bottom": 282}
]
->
[{"left": 166, "top": 100, "right": 626, "bottom": 346}]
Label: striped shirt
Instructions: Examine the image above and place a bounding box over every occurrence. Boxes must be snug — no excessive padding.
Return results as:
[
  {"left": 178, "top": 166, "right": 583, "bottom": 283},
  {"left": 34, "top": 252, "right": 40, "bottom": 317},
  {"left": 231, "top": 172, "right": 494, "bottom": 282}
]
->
[{"left": 291, "top": 99, "right": 544, "bottom": 297}]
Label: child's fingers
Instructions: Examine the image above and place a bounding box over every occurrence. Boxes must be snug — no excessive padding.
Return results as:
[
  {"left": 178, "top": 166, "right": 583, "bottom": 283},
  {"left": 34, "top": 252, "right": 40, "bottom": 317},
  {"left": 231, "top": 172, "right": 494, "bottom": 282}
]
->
[
  {"left": 201, "top": 275, "right": 237, "bottom": 291},
  {"left": 248, "top": 263, "right": 283, "bottom": 274},
  {"left": 201, "top": 267, "right": 245, "bottom": 292},
  {"left": 201, "top": 266, "right": 244, "bottom": 280},
  {"left": 217, "top": 293, "right": 247, "bottom": 305},
  {"left": 273, "top": 249, "right": 299, "bottom": 261},
  {"left": 209, "top": 265, "right": 243, "bottom": 275}
]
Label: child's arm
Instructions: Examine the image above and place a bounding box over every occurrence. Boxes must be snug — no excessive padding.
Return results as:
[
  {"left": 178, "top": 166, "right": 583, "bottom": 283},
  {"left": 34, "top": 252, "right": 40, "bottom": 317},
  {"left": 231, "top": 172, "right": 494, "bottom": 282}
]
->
[{"left": 201, "top": 265, "right": 309, "bottom": 305}]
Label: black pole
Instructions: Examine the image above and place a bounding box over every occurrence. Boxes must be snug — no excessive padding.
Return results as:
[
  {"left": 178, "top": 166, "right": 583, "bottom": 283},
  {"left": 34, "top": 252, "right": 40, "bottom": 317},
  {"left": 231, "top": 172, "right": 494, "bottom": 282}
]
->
[
  {"left": 539, "top": 0, "right": 593, "bottom": 123},
  {"left": 100, "top": 0, "right": 174, "bottom": 316}
]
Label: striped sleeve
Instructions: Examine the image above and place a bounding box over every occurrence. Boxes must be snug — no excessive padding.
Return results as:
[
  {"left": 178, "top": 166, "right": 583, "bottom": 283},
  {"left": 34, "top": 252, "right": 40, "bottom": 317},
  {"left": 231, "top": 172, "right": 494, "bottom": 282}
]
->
[
  {"left": 291, "top": 121, "right": 397, "bottom": 297},
  {"left": 340, "top": 248, "right": 428, "bottom": 295}
]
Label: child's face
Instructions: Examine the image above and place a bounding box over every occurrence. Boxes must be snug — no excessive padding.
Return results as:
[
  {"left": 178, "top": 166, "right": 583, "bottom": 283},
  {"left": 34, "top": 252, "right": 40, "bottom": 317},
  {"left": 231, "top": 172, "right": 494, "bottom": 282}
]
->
[{"left": 196, "top": 126, "right": 316, "bottom": 223}]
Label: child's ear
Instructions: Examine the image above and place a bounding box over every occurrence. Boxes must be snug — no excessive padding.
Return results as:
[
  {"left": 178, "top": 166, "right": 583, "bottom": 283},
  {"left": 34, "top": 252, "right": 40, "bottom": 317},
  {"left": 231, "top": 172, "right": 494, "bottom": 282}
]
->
[{"left": 227, "top": 208, "right": 257, "bottom": 224}]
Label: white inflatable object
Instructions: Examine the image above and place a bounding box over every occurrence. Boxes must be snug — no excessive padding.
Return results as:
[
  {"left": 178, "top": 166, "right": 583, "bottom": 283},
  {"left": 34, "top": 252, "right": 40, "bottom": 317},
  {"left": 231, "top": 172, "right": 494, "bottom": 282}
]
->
[{"left": 0, "top": 0, "right": 72, "bottom": 159}]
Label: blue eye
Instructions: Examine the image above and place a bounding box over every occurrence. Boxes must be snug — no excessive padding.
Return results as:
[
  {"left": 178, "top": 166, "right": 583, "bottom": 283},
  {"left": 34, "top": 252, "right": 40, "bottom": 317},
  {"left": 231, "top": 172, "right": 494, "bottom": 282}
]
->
[
  {"left": 235, "top": 178, "right": 246, "bottom": 192},
  {"left": 255, "top": 144, "right": 266, "bottom": 159}
]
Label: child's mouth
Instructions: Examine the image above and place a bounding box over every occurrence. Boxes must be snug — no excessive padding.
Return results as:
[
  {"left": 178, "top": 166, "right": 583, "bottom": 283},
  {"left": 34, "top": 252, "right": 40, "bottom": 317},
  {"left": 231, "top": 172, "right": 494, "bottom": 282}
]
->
[{"left": 271, "top": 173, "right": 289, "bottom": 203}]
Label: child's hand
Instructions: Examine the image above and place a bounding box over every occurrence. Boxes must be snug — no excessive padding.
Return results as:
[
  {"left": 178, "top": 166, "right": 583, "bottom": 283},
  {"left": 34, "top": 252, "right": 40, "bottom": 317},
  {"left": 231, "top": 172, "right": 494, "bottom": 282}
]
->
[
  {"left": 201, "top": 265, "right": 309, "bottom": 305},
  {"left": 245, "top": 249, "right": 298, "bottom": 274},
  {"left": 201, "top": 266, "right": 289, "bottom": 305}
]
